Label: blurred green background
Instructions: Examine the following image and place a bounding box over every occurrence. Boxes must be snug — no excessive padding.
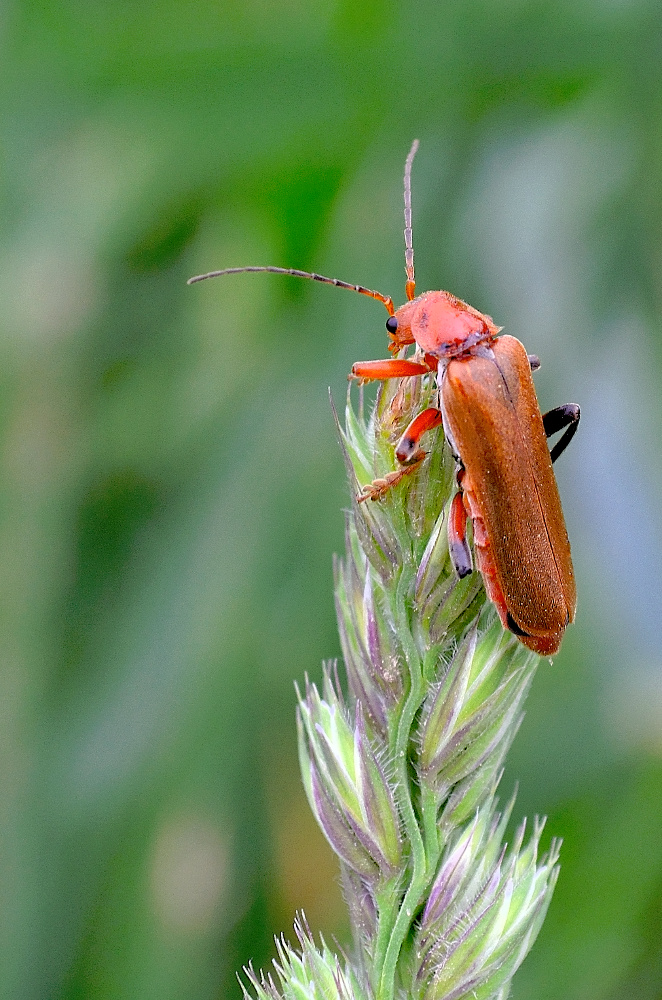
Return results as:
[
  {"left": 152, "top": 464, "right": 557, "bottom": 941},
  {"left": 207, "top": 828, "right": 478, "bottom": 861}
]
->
[{"left": 2, "top": 1, "right": 662, "bottom": 998}]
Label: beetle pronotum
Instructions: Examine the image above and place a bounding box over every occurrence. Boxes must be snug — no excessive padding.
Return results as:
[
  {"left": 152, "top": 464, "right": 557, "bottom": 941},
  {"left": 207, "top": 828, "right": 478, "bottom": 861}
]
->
[{"left": 189, "top": 141, "right": 579, "bottom": 655}]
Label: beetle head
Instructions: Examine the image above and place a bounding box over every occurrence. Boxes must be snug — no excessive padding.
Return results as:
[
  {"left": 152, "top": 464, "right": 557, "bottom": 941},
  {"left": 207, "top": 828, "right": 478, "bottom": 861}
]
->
[{"left": 387, "top": 290, "right": 501, "bottom": 358}]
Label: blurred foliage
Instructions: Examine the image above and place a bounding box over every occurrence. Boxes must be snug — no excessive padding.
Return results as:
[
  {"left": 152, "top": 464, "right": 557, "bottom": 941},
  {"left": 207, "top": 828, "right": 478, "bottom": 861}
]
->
[{"left": 1, "top": 1, "right": 662, "bottom": 998}]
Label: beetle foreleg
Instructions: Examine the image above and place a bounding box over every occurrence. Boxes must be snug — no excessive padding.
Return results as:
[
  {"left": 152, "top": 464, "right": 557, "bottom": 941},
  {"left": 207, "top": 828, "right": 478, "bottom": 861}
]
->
[
  {"left": 542, "top": 403, "right": 580, "bottom": 463},
  {"left": 350, "top": 358, "right": 432, "bottom": 383},
  {"left": 448, "top": 490, "right": 473, "bottom": 578}
]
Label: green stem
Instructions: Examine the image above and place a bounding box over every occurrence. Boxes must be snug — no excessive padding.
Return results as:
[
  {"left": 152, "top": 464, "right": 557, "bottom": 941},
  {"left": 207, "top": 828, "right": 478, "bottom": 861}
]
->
[
  {"left": 419, "top": 649, "right": 442, "bottom": 867},
  {"left": 421, "top": 784, "right": 440, "bottom": 868},
  {"left": 372, "top": 877, "right": 401, "bottom": 984},
  {"left": 375, "top": 570, "right": 429, "bottom": 1000}
]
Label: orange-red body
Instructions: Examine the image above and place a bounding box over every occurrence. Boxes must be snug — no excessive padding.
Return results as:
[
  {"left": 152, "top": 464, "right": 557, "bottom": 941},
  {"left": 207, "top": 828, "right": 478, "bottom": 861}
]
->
[
  {"left": 353, "top": 289, "right": 577, "bottom": 656},
  {"left": 441, "top": 334, "right": 575, "bottom": 655},
  {"left": 386, "top": 289, "right": 502, "bottom": 358}
]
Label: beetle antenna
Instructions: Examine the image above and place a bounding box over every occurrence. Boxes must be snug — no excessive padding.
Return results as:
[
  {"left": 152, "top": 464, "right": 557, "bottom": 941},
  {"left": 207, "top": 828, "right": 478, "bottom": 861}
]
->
[
  {"left": 403, "top": 139, "right": 419, "bottom": 301},
  {"left": 187, "top": 265, "right": 395, "bottom": 315}
]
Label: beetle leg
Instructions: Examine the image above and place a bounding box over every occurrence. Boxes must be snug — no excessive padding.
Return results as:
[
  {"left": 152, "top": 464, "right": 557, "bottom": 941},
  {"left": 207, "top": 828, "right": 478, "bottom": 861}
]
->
[
  {"left": 395, "top": 407, "right": 443, "bottom": 462},
  {"left": 528, "top": 354, "right": 541, "bottom": 372},
  {"left": 357, "top": 406, "right": 442, "bottom": 502},
  {"left": 350, "top": 358, "right": 432, "bottom": 383},
  {"left": 542, "top": 404, "right": 580, "bottom": 463},
  {"left": 357, "top": 451, "right": 426, "bottom": 502},
  {"left": 448, "top": 490, "right": 473, "bottom": 578}
]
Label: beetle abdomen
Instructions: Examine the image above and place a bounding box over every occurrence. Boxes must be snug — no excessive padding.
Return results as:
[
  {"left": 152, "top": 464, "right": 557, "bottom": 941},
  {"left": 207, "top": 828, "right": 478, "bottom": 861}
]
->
[
  {"left": 463, "top": 482, "right": 566, "bottom": 655},
  {"left": 442, "top": 335, "right": 576, "bottom": 653}
]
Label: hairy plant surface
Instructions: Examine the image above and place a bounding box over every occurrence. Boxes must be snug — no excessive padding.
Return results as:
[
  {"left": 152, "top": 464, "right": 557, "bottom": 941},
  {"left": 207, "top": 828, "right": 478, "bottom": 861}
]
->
[{"left": 247, "top": 374, "right": 560, "bottom": 1000}]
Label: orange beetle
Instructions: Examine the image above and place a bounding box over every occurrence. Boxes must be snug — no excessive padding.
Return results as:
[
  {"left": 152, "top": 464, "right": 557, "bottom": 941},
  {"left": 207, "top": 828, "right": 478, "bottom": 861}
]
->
[
  {"left": 189, "top": 141, "right": 579, "bottom": 655},
  {"left": 362, "top": 307, "right": 578, "bottom": 656}
]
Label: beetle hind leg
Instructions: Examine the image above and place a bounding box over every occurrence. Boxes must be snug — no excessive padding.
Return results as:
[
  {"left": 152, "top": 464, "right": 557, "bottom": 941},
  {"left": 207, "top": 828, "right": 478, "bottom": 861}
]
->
[
  {"left": 448, "top": 490, "right": 473, "bottom": 578},
  {"left": 543, "top": 403, "right": 580, "bottom": 463}
]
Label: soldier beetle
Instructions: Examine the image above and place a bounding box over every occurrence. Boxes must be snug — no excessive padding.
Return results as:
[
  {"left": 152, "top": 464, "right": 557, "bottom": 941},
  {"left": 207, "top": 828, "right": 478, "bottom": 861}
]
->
[{"left": 188, "top": 141, "right": 579, "bottom": 655}]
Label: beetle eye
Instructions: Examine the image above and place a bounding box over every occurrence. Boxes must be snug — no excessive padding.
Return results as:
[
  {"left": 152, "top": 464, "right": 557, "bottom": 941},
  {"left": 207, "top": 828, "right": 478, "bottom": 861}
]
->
[{"left": 386, "top": 316, "right": 398, "bottom": 334}]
